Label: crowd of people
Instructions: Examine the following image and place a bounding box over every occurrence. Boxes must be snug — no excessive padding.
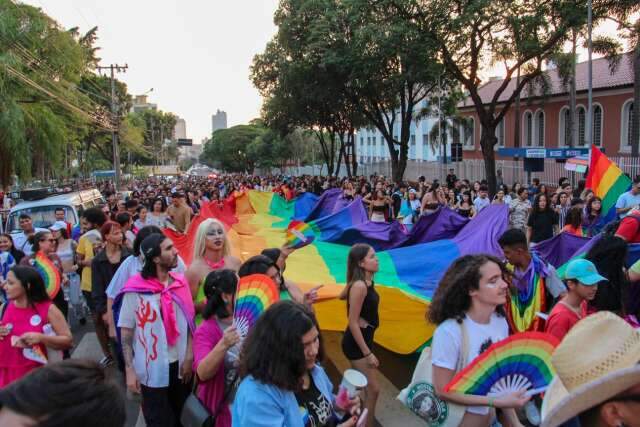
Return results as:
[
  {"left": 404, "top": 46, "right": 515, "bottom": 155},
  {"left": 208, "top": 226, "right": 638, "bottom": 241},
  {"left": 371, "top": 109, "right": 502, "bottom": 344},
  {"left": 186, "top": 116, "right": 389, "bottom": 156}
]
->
[{"left": 0, "top": 170, "right": 640, "bottom": 427}]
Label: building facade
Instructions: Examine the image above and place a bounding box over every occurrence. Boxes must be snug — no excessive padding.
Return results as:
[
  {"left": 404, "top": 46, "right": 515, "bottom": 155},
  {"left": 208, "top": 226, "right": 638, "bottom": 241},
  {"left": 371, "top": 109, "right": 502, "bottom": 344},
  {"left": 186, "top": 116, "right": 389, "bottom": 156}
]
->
[
  {"left": 355, "top": 102, "right": 445, "bottom": 164},
  {"left": 173, "top": 118, "right": 187, "bottom": 140},
  {"left": 458, "top": 53, "right": 636, "bottom": 159},
  {"left": 130, "top": 94, "right": 157, "bottom": 113},
  {"left": 211, "top": 110, "right": 228, "bottom": 133}
]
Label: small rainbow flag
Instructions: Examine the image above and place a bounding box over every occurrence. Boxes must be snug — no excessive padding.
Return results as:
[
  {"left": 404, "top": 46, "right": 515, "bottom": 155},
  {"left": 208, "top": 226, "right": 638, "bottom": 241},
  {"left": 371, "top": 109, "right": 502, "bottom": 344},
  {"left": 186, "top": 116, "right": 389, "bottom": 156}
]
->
[
  {"left": 586, "top": 145, "right": 632, "bottom": 223},
  {"left": 33, "top": 252, "right": 61, "bottom": 299},
  {"left": 233, "top": 274, "right": 279, "bottom": 338},
  {"left": 285, "top": 220, "right": 316, "bottom": 249},
  {"left": 444, "top": 332, "right": 559, "bottom": 397}
]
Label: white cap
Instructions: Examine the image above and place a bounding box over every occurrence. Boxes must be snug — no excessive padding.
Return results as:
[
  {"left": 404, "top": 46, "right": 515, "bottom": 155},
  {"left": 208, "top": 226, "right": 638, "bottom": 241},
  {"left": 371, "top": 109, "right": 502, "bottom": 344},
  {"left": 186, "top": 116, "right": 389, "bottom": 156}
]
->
[{"left": 49, "top": 221, "right": 67, "bottom": 231}]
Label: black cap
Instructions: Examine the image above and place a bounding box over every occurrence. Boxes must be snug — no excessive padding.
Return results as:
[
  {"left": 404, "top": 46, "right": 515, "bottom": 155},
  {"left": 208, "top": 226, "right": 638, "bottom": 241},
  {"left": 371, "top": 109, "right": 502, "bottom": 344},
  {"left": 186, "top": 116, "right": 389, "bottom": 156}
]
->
[{"left": 140, "top": 234, "right": 166, "bottom": 261}]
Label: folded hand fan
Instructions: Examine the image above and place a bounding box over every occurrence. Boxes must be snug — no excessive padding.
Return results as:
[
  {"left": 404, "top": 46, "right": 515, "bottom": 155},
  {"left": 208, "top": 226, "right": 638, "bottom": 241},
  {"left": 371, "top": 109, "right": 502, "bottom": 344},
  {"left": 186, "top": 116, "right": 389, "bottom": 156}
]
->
[
  {"left": 444, "top": 332, "right": 559, "bottom": 397},
  {"left": 233, "top": 274, "right": 279, "bottom": 339}
]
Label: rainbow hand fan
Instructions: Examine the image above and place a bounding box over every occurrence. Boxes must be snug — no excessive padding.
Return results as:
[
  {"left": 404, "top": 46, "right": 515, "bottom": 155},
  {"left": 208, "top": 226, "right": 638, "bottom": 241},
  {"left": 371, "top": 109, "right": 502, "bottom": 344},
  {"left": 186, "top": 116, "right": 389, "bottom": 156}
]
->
[
  {"left": 285, "top": 220, "right": 315, "bottom": 250},
  {"left": 233, "top": 274, "right": 279, "bottom": 338},
  {"left": 33, "top": 252, "right": 61, "bottom": 299},
  {"left": 444, "top": 332, "right": 559, "bottom": 397}
]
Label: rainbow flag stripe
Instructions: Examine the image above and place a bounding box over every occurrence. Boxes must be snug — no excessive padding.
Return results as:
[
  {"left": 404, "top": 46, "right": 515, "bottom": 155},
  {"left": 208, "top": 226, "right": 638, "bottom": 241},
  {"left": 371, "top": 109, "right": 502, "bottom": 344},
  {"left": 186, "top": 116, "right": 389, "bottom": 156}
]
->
[
  {"left": 444, "top": 332, "right": 559, "bottom": 396},
  {"left": 234, "top": 274, "right": 279, "bottom": 338},
  {"left": 586, "top": 144, "right": 631, "bottom": 222},
  {"left": 33, "top": 251, "right": 61, "bottom": 299}
]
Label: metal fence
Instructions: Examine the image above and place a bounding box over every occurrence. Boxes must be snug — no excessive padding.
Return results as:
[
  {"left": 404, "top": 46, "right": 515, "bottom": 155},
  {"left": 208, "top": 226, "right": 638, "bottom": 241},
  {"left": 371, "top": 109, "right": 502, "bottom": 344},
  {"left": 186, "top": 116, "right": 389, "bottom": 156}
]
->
[{"left": 356, "top": 156, "right": 640, "bottom": 187}]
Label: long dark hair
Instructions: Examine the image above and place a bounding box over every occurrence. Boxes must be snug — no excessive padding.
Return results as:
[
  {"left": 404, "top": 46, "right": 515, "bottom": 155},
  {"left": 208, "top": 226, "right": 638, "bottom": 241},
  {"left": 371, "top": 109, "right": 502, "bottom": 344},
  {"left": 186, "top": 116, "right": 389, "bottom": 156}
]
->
[
  {"left": 10, "top": 265, "right": 50, "bottom": 306},
  {"left": 339, "top": 243, "right": 373, "bottom": 300},
  {"left": 239, "top": 301, "right": 324, "bottom": 391},
  {"left": 428, "top": 254, "right": 506, "bottom": 324},
  {"left": 585, "top": 196, "right": 602, "bottom": 218},
  {"left": 0, "top": 359, "right": 125, "bottom": 427},
  {"left": 202, "top": 269, "right": 238, "bottom": 320},
  {"left": 585, "top": 236, "right": 627, "bottom": 313},
  {"left": 30, "top": 231, "right": 52, "bottom": 253},
  {"left": 238, "top": 255, "right": 276, "bottom": 278},
  {"left": 565, "top": 206, "right": 583, "bottom": 229},
  {"left": 0, "top": 233, "right": 25, "bottom": 264}
]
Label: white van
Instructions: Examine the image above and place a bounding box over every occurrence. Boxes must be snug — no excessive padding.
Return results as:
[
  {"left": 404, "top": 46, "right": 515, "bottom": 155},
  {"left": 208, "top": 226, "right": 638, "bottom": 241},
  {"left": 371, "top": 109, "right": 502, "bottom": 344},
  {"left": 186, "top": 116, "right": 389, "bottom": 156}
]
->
[{"left": 4, "top": 189, "right": 105, "bottom": 235}]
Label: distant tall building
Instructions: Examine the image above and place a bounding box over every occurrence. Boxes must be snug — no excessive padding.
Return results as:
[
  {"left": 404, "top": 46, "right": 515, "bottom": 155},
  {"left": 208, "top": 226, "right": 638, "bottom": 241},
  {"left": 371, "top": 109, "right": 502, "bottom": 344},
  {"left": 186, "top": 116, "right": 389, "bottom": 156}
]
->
[
  {"left": 173, "top": 118, "right": 187, "bottom": 140},
  {"left": 211, "top": 110, "right": 228, "bottom": 133},
  {"left": 131, "top": 95, "right": 157, "bottom": 113}
]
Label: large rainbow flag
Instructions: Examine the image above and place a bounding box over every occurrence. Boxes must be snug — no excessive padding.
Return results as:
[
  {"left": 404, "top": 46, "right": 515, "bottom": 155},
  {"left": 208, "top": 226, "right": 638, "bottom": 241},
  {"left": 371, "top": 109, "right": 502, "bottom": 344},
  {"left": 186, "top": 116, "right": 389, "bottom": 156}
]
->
[
  {"left": 586, "top": 144, "right": 632, "bottom": 223},
  {"left": 165, "top": 190, "right": 508, "bottom": 354}
]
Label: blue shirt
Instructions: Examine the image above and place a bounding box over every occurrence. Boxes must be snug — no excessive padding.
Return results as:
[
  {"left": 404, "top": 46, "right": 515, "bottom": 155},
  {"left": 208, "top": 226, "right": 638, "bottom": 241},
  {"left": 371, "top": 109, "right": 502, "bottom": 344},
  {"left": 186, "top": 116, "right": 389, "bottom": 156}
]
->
[
  {"left": 615, "top": 190, "right": 640, "bottom": 218},
  {"left": 232, "top": 365, "right": 336, "bottom": 427}
]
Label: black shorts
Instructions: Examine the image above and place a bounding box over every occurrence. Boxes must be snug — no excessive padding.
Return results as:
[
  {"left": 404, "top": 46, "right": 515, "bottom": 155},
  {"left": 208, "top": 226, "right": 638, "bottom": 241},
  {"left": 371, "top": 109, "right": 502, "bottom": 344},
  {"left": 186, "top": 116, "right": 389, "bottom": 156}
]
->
[
  {"left": 341, "top": 326, "right": 375, "bottom": 360},
  {"left": 82, "top": 290, "right": 95, "bottom": 313}
]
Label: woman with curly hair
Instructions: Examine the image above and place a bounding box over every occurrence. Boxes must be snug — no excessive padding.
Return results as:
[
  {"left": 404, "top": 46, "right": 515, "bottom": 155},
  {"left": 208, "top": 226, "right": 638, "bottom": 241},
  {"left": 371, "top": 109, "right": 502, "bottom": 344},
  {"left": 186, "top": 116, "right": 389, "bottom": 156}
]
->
[
  {"left": 582, "top": 196, "right": 604, "bottom": 237},
  {"left": 428, "top": 255, "right": 530, "bottom": 426},
  {"left": 232, "top": 301, "right": 361, "bottom": 427}
]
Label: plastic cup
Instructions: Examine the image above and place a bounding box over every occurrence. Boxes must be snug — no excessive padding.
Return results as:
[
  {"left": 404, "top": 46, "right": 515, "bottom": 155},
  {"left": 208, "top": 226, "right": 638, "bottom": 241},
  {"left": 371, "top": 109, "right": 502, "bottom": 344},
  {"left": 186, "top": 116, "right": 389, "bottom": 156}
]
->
[{"left": 340, "top": 369, "right": 368, "bottom": 398}]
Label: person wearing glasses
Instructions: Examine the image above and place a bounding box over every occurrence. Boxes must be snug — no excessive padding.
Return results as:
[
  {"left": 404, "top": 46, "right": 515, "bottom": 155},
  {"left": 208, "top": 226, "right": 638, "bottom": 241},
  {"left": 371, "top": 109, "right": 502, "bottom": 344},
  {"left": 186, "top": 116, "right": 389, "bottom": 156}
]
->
[
  {"left": 19, "top": 231, "right": 68, "bottom": 320},
  {"left": 186, "top": 219, "right": 241, "bottom": 323}
]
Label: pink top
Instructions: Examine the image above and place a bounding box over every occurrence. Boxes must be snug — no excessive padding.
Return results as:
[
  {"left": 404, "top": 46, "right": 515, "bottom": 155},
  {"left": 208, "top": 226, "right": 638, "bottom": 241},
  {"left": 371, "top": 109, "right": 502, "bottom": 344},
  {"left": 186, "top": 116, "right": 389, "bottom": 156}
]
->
[
  {"left": 193, "top": 317, "right": 230, "bottom": 427},
  {"left": 0, "top": 300, "right": 52, "bottom": 388}
]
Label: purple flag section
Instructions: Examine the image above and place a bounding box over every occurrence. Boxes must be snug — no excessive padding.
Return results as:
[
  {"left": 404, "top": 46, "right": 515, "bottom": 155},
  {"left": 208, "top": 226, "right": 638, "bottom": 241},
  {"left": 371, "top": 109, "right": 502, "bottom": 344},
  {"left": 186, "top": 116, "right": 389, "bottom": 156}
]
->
[
  {"left": 309, "top": 198, "right": 369, "bottom": 241},
  {"left": 533, "top": 232, "right": 592, "bottom": 268},
  {"left": 402, "top": 207, "right": 470, "bottom": 246},
  {"left": 304, "top": 188, "right": 355, "bottom": 221},
  {"left": 453, "top": 204, "right": 509, "bottom": 257}
]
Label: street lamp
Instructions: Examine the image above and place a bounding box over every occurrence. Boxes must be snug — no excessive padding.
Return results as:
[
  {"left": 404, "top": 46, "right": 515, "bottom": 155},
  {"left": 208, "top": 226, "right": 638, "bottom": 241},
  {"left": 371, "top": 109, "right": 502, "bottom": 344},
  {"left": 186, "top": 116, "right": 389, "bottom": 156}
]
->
[{"left": 586, "top": 0, "right": 593, "bottom": 149}]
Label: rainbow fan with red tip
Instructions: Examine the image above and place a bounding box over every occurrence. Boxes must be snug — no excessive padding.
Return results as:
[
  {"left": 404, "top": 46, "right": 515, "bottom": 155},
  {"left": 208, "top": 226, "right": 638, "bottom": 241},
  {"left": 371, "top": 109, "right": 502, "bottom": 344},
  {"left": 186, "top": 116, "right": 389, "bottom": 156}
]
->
[
  {"left": 285, "top": 220, "right": 315, "bottom": 250},
  {"left": 444, "top": 332, "right": 559, "bottom": 397},
  {"left": 233, "top": 274, "right": 280, "bottom": 338}
]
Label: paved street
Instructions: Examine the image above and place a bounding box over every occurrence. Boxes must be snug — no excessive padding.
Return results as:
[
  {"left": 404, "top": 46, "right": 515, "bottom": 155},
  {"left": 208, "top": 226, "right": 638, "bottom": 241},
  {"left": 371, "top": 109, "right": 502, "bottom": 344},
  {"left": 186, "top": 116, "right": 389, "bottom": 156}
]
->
[{"left": 68, "top": 312, "right": 422, "bottom": 427}]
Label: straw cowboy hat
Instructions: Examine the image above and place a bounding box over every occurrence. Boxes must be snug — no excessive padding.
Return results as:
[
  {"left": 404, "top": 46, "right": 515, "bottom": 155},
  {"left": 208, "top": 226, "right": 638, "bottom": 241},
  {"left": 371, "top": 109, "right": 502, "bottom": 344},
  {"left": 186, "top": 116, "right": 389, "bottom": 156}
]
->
[{"left": 541, "top": 311, "right": 640, "bottom": 427}]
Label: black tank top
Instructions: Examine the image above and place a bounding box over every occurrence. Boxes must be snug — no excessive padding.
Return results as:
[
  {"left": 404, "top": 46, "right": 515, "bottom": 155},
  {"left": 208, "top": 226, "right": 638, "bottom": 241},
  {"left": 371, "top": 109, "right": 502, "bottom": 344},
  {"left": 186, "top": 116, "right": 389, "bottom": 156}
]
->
[
  {"left": 348, "top": 281, "right": 380, "bottom": 328},
  {"left": 372, "top": 204, "right": 386, "bottom": 213}
]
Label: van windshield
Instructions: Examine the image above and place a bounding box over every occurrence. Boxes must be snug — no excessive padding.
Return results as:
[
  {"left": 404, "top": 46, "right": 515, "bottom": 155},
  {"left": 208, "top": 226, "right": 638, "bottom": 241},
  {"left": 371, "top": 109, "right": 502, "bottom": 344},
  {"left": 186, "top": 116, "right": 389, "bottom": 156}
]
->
[{"left": 6, "top": 206, "right": 76, "bottom": 233}]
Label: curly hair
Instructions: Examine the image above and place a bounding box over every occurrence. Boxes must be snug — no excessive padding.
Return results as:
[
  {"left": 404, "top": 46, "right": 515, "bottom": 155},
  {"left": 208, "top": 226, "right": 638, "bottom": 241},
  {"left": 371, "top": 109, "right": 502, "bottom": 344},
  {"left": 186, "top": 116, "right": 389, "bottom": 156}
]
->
[
  {"left": 585, "top": 235, "right": 628, "bottom": 312},
  {"left": 239, "top": 301, "right": 324, "bottom": 391},
  {"left": 428, "top": 254, "right": 507, "bottom": 325}
]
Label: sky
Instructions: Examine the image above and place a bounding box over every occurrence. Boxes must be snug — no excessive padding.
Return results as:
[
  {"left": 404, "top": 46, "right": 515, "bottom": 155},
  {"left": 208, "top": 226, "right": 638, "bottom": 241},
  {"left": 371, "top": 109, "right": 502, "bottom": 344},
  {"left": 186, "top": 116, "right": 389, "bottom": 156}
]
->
[
  {"left": 23, "top": 0, "right": 280, "bottom": 145},
  {"left": 21, "top": 1, "right": 634, "bottom": 146}
]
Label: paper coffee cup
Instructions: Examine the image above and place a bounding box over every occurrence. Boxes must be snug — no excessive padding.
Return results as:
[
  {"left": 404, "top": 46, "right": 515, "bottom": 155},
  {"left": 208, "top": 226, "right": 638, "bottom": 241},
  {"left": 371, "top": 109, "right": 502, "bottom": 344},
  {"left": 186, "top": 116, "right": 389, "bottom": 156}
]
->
[{"left": 340, "top": 369, "right": 368, "bottom": 398}]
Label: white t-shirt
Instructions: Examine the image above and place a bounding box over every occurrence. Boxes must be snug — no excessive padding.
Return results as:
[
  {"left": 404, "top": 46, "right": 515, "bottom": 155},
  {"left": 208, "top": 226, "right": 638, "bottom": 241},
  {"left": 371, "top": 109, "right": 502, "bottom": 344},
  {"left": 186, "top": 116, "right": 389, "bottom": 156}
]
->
[
  {"left": 118, "top": 292, "right": 179, "bottom": 363},
  {"left": 13, "top": 227, "right": 48, "bottom": 256},
  {"left": 431, "top": 313, "right": 509, "bottom": 415}
]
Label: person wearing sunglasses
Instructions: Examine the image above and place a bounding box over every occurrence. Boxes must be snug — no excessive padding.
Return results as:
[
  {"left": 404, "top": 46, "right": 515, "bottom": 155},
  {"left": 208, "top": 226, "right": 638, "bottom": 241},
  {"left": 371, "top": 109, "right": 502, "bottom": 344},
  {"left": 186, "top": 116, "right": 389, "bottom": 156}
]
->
[{"left": 19, "top": 231, "right": 69, "bottom": 320}]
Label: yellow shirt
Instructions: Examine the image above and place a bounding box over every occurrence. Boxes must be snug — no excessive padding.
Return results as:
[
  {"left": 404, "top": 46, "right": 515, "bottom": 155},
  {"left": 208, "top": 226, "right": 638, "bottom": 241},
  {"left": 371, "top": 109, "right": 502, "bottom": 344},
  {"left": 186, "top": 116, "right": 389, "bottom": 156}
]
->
[{"left": 77, "top": 230, "right": 100, "bottom": 292}]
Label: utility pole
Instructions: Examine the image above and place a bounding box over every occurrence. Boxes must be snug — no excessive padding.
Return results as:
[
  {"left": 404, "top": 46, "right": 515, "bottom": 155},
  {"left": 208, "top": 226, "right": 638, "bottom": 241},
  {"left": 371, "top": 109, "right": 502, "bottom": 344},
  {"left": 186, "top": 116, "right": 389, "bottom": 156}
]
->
[{"left": 97, "top": 63, "right": 128, "bottom": 190}]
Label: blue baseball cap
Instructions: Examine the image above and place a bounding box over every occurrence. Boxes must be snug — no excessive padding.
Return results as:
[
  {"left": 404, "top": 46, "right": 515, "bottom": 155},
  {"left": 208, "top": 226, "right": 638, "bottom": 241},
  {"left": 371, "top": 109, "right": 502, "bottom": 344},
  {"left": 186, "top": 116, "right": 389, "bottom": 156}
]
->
[{"left": 564, "top": 259, "right": 607, "bottom": 286}]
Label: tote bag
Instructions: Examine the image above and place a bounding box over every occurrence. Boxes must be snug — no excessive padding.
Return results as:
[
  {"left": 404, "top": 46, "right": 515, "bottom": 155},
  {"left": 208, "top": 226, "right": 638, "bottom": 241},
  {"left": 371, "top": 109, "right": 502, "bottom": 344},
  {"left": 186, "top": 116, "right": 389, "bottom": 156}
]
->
[{"left": 397, "top": 322, "right": 468, "bottom": 427}]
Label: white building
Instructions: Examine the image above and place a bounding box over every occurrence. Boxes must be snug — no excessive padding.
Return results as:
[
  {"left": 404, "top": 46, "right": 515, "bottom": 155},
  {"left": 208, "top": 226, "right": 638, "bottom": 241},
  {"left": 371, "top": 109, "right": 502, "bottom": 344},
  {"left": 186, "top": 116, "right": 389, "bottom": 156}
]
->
[
  {"left": 211, "top": 110, "right": 228, "bottom": 133},
  {"left": 355, "top": 102, "right": 444, "bottom": 164},
  {"left": 173, "top": 118, "right": 187, "bottom": 140},
  {"left": 131, "top": 95, "right": 157, "bottom": 113}
]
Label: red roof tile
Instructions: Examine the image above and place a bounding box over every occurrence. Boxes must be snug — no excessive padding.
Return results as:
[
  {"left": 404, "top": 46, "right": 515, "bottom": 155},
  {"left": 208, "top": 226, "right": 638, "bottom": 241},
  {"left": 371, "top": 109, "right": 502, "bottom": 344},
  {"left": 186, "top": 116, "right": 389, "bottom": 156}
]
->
[{"left": 459, "top": 52, "right": 634, "bottom": 108}]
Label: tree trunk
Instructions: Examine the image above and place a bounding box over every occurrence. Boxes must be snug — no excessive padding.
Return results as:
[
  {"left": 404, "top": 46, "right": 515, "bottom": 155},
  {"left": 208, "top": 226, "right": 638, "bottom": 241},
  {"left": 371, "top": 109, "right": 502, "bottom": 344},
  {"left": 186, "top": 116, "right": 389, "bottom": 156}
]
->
[
  {"left": 349, "top": 131, "right": 358, "bottom": 176},
  {"left": 569, "top": 33, "right": 577, "bottom": 148},
  {"left": 632, "top": 41, "right": 640, "bottom": 157},
  {"left": 480, "top": 124, "right": 498, "bottom": 195}
]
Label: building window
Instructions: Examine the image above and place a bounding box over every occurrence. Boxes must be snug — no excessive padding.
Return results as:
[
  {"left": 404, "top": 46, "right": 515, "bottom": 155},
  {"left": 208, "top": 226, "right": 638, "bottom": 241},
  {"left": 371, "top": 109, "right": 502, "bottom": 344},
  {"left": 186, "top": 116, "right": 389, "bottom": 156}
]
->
[
  {"left": 422, "top": 134, "right": 430, "bottom": 160},
  {"left": 620, "top": 100, "right": 635, "bottom": 150},
  {"left": 524, "top": 111, "right": 533, "bottom": 147},
  {"left": 495, "top": 118, "right": 505, "bottom": 147},
  {"left": 379, "top": 137, "right": 384, "bottom": 157},
  {"left": 559, "top": 107, "right": 571, "bottom": 147},
  {"left": 593, "top": 104, "right": 602, "bottom": 146},
  {"left": 410, "top": 135, "right": 416, "bottom": 159},
  {"left": 577, "top": 106, "right": 586, "bottom": 146},
  {"left": 534, "top": 110, "right": 545, "bottom": 147},
  {"left": 463, "top": 117, "right": 475, "bottom": 147}
]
